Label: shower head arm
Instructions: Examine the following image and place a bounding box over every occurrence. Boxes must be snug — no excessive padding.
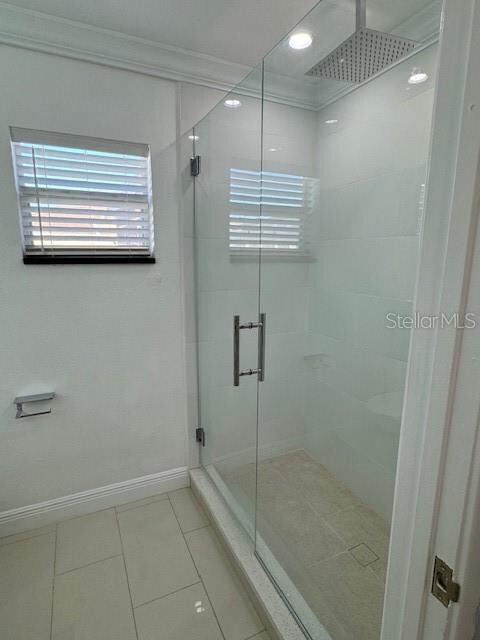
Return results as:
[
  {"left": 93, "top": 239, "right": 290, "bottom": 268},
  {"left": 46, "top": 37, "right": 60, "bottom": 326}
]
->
[{"left": 356, "top": 0, "right": 366, "bottom": 30}]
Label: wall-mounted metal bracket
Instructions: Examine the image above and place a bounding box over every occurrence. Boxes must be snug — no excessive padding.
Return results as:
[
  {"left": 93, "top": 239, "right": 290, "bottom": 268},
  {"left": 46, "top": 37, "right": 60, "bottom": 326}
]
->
[
  {"left": 196, "top": 427, "right": 205, "bottom": 447},
  {"left": 190, "top": 155, "right": 201, "bottom": 177},
  {"left": 14, "top": 392, "right": 55, "bottom": 419}
]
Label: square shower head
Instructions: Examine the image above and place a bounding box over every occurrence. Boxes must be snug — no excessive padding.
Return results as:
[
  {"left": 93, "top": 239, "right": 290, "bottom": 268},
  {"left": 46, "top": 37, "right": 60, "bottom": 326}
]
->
[{"left": 306, "top": 27, "right": 418, "bottom": 84}]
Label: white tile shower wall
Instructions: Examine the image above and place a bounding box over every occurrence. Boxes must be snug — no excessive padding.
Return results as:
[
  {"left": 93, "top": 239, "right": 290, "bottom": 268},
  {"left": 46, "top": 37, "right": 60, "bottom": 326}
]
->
[
  {"left": 257, "top": 101, "right": 317, "bottom": 460},
  {"left": 0, "top": 44, "right": 189, "bottom": 511},
  {"left": 305, "top": 46, "right": 438, "bottom": 520}
]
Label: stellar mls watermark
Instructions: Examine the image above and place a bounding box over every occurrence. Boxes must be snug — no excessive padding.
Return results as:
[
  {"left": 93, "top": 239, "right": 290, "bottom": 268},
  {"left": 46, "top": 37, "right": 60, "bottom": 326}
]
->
[{"left": 386, "top": 312, "right": 476, "bottom": 329}]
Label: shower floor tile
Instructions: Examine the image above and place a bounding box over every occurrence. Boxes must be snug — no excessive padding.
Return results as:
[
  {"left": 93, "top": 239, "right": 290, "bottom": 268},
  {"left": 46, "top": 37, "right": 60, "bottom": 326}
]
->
[
  {"left": 221, "top": 449, "right": 390, "bottom": 640},
  {"left": 0, "top": 488, "right": 270, "bottom": 640}
]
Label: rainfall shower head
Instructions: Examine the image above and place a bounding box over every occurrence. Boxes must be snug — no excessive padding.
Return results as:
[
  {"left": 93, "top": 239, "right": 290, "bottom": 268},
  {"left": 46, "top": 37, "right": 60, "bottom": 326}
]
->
[{"left": 305, "top": 0, "right": 418, "bottom": 83}]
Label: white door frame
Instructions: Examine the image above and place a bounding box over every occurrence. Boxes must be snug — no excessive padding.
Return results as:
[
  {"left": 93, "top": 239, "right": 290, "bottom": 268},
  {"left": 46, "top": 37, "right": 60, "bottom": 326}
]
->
[{"left": 382, "top": 0, "right": 480, "bottom": 638}]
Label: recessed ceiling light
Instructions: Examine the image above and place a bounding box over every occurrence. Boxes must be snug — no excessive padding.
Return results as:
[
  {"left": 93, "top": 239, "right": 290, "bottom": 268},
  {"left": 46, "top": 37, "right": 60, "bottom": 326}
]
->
[
  {"left": 288, "top": 32, "right": 313, "bottom": 50},
  {"left": 224, "top": 98, "right": 242, "bottom": 108},
  {"left": 325, "top": 119, "right": 338, "bottom": 124},
  {"left": 408, "top": 68, "right": 428, "bottom": 84},
  {"left": 188, "top": 134, "right": 199, "bottom": 141}
]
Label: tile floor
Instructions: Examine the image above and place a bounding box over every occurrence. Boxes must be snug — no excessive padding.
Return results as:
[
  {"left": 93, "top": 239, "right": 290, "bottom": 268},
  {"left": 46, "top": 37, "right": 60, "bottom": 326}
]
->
[
  {"left": 221, "top": 450, "right": 390, "bottom": 640},
  {"left": 0, "top": 487, "right": 271, "bottom": 640}
]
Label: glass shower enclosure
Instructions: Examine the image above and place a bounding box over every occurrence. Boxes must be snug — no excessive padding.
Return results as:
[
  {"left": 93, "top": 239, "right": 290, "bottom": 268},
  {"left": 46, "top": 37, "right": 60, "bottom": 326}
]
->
[{"left": 189, "top": 0, "right": 442, "bottom": 637}]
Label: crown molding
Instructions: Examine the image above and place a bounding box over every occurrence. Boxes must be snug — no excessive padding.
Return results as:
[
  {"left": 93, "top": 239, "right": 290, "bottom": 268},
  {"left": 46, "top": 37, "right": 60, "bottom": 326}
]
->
[
  {"left": 0, "top": 1, "right": 441, "bottom": 113},
  {"left": 0, "top": 2, "right": 251, "bottom": 92},
  {"left": 0, "top": 2, "right": 321, "bottom": 111},
  {"left": 0, "top": 2, "right": 320, "bottom": 110}
]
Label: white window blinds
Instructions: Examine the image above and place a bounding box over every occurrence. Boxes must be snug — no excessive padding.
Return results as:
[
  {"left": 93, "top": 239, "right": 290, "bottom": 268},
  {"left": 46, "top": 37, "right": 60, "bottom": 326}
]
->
[
  {"left": 10, "top": 128, "right": 154, "bottom": 262},
  {"left": 229, "top": 168, "right": 312, "bottom": 255}
]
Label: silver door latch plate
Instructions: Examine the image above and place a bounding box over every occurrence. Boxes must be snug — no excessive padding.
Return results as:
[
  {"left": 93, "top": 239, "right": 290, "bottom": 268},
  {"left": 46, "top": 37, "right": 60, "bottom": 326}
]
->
[{"left": 431, "top": 556, "right": 460, "bottom": 607}]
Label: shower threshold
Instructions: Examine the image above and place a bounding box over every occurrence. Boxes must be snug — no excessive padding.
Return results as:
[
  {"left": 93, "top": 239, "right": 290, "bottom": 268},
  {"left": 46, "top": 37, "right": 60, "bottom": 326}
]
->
[{"left": 190, "top": 466, "right": 331, "bottom": 640}]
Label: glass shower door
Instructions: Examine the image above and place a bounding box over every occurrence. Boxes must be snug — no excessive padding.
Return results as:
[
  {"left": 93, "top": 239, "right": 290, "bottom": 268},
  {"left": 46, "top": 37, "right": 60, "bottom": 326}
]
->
[
  {"left": 195, "top": 66, "right": 263, "bottom": 538},
  {"left": 253, "top": 1, "right": 441, "bottom": 638}
]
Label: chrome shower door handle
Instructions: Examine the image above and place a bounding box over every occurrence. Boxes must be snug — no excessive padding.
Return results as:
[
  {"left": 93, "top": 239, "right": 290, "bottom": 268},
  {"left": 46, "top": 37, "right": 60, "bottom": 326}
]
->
[
  {"left": 258, "top": 312, "right": 266, "bottom": 382},
  {"left": 233, "top": 313, "right": 266, "bottom": 386},
  {"left": 234, "top": 315, "right": 240, "bottom": 387}
]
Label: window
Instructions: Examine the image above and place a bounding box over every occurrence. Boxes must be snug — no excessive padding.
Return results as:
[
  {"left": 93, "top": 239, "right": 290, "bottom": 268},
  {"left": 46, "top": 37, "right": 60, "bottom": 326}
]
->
[
  {"left": 229, "top": 168, "right": 312, "bottom": 256},
  {"left": 10, "top": 128, "right": 154, "bottom": 263}
]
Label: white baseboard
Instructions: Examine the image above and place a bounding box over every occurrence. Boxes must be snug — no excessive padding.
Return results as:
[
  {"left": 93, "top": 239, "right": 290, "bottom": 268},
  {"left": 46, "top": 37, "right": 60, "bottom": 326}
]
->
[{"left": 0, "top": 466, "right": 189, "bottom": 538}]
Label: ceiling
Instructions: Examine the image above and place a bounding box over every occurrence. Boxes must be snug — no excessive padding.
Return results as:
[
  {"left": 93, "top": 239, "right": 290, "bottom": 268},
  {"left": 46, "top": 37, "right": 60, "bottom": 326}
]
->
[
  {"left": 2, "top": 0, "right": 442, "bottom": 110},
  {"left": 3, "top": 0, "right": 321, "bottom": 67}
]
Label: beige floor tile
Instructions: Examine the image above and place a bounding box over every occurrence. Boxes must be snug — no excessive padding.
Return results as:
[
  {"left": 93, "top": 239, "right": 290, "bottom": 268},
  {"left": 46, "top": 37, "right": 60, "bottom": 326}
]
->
[
  {"left": 230, "top": 451, "right": 388, "bottom": 637},
  {"left": 52, "top": 555, "right": 136, "bottom": 640},
  {"left": 185, "top": 526, "right": 263, "bottom": 640},
  {"left": 308, "top": 551, "right": 385, "bottom": 640},
  {"left": 0, "top": 523, "right": 56, "bottom": 547},
  {"left": 116, "top": 493, "right": 168, "bottom": 514},
  {"left": 249, "top": 633, "right": 272, "bottom": 640},
  {"left": 169, "top": 488, "right": 209, "bottom": 532},
  {"left": 135, "top": 582, "right": 222, "bottom": 640},
  {"left": 270, "top": 451, "right": 359, "bottom": 517},
  {"left": 56, "top": 508, "right": 122, "bottom": 574},
  {"left": 0, "top": 533, "right": 55, "bottom": 640},
  {"left": 257, "top": 466, "right": 346, "bottom": 565},
  {"left": 118, "top": 499, "right": 198, "bottom": 606},
  {"left": 325, "top": 504, "right": 390, "bottom": 572}
]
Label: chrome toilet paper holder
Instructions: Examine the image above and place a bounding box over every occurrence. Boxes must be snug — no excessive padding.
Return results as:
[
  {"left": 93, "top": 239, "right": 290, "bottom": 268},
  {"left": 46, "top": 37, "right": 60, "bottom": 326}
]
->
[{"left": 14, "top": 392, "right": 55, "bottom": 419}]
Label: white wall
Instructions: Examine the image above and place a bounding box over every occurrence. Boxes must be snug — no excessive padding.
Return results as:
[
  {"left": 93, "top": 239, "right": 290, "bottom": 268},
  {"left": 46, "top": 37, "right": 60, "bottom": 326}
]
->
[
  {"left": 305, "top": 45, "right": 438, "bottom": 520},
  {"left": 0, "top": 44, "right": 193, "bottom": 511}
]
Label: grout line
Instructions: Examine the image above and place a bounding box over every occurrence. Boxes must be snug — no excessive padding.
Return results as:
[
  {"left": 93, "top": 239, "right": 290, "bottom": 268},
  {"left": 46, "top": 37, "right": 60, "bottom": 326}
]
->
[
  {"left": 55, "top": 553, "right": 123, "bottom": 577},
  {"left": 56, "top": 505, "right": 118, "bottom": 525},
  {"left": 309, "top": 548, "right": 349, "bottom": 569},
  {"left": 168, "top": 495, "right": 228, "bottom": 640},
  {"left": 133, "top": 580, "right": 202, "bottom": 610},
  {"left": 115, "top": 494, "right": 169, "bottom": 515},
  {"left": 367, "top": 563, "right": 387, "bottom": 587},
  {"left": 49, "top": 523, "right": 58, "bottom": 640},
  {"left": 320, "top": 518, "right": 349, "bottom": 550},
  {"left": 0, "top": 527, "right": 56, "bottom": 547},
  {"left": 181, "top": 523, "right": 210, "bottom": 534},
  {"left": 114, "top": 514, "right": 140, "bottom": 640}
]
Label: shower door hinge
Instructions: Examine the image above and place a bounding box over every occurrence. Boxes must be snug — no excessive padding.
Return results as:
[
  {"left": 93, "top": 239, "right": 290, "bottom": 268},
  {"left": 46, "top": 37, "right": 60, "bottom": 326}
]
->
[
  {"left": 190, "top": 155, "right": 201, "bottom": 177},
  {"left": 431, "top": 556, "right": 460, "bottom": 607},
  {"left": 196, "top": 427, "right": 205, "bottom": 447}
]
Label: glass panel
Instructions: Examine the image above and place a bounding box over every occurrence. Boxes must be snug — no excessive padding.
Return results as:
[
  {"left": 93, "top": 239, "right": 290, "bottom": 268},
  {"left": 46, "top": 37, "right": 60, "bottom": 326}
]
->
[
  {"left": 195, "top": 65, "right": 263, "bottom": 538},
  {"left": 255, "top": 0, "right": 442, "bottom": 638}
]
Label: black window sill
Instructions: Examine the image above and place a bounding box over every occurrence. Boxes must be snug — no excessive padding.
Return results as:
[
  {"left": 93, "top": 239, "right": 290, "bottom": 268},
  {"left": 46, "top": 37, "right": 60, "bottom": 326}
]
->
[{"left": 23, "top": 255, "right": 156, "bottom": 265}]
